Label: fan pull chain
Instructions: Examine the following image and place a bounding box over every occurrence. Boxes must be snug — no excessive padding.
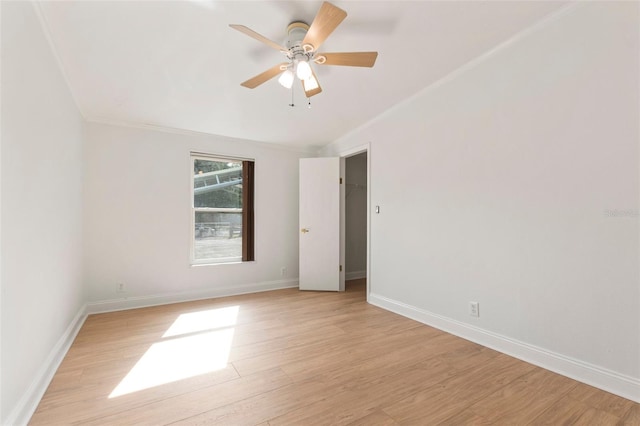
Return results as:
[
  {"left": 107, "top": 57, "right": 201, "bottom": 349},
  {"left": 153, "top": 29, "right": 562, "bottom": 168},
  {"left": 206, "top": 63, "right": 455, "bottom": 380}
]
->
[
  {"left": 289, "top": 84, "right": 295, "bottom": 107},
  {"left": 308, "top": 98, "right": 311, "bottom": 109}
]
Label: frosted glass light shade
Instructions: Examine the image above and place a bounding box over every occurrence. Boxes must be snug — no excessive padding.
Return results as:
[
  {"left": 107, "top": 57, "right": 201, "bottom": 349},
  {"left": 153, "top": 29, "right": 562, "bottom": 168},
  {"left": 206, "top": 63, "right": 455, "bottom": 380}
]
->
[
  {"left": 303, "top": 75, "right": 319, "bottom": 91},
  {"left": 296, "top": 60, "right": 312, "bottom": 80},
  {"left": 278, "top": 69, "right": 294, "bottom": 88}
]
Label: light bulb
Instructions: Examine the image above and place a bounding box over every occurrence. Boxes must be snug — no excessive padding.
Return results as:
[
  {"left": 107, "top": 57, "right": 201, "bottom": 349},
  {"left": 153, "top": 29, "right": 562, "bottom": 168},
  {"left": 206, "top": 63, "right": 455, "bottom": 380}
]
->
[
  {"left": 296, "top": 60, "right": 312, "bottom": 80},
  {"left": 278, "top": 69, "right": 294, "bottom": 89},
  {"left": 303, "top": 75, "right": 319, "bottom": 91}
]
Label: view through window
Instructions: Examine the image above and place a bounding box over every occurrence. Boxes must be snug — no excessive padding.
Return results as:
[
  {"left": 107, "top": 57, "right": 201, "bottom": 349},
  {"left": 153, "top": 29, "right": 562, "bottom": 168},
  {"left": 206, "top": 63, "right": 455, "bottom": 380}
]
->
[{"left": 191, "top": 154, "right": 254, "bottom": 264}]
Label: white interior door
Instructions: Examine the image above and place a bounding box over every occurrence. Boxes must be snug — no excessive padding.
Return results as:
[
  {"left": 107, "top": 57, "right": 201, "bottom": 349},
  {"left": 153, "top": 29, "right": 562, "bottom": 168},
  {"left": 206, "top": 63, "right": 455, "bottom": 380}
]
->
[{"left": 299, "top": 157, "right": 344, "bottom": 291}]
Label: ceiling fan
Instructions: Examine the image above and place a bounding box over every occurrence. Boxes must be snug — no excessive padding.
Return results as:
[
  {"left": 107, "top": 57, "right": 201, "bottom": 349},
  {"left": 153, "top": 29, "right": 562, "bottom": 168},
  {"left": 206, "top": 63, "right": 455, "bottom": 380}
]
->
[{"left": 230, "top": 1, "right": 378, "bottom": 98}]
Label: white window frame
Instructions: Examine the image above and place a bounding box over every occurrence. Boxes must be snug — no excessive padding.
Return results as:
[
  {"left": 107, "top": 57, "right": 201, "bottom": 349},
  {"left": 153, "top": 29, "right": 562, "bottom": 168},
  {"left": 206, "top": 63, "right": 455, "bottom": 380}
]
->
[{"left": 190, "top": 153, "right": 245, "bottom": 265}]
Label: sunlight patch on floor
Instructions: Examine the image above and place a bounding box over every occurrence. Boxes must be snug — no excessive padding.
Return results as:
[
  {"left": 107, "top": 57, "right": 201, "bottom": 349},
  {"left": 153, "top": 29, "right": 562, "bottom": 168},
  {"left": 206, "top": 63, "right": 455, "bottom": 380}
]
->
[
  {"left": 163, "top": 306, "right": 239, "bottom": 338},
  {"left": 109, "top": 306, "right": 239, "bottom": 398}
]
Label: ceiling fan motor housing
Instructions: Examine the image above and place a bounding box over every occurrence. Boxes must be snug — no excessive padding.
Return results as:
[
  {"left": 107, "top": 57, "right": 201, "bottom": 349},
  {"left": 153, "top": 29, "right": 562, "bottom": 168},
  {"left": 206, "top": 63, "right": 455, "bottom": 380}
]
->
[
  {"left": 286, "top": 22, "right": 309, "bottom": 47},
  {"left": 285, "top": 22, "right": 313, "bottom": 62}
]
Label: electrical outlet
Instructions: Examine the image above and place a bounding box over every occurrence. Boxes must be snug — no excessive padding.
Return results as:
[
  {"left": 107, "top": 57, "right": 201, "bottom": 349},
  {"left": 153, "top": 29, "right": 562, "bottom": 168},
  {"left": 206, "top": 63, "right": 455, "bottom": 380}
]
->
[
  {"left": 280, "top": 267, "right": 287, "bottom": 277},
  {"left": 116, "top": 283, "right": 126, "bottom": 293},
  {"left": 469, "top": 301, "right": 479, "bottom": 317}
]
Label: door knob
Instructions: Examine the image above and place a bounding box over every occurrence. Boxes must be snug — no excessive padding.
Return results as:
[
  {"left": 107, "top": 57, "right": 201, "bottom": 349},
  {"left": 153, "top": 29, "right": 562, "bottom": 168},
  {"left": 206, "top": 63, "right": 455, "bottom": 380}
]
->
[{"left": 301, "top": 228, "right": 310, "bottom": 233}]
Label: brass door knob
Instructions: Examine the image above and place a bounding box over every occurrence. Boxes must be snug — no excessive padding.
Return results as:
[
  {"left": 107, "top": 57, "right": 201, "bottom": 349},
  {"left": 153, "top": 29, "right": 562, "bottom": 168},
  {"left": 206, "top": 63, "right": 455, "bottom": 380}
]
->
[{"left": 301, "top": 228, "right": 310, "bottom": 233}]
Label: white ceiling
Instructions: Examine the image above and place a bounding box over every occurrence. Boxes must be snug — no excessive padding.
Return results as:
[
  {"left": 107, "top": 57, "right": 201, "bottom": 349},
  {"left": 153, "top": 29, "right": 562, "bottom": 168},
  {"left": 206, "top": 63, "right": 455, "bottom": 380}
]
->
[{"left": 37, "top": 1, "right": 567, "bottom": 150}]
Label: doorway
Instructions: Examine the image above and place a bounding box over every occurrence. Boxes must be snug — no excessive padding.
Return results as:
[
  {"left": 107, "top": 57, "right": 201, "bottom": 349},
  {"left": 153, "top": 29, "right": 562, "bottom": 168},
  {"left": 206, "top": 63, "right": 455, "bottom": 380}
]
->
[{"left": 343, "top": 150, "right": 368, "bottom": 293}]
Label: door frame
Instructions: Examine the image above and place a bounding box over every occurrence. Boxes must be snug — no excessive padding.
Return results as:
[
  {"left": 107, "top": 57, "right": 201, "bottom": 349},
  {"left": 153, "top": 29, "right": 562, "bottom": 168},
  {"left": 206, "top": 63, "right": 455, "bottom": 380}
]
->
[{"left": 339, "top": 143, "right": 371, "bottom": 300}]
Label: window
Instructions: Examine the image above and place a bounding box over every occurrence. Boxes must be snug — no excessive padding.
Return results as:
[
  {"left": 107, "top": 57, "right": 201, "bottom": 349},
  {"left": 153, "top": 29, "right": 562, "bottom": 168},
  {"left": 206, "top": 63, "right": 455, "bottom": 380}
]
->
[{"left": 191, "top": 153, "right": 254, "bottom": 264}]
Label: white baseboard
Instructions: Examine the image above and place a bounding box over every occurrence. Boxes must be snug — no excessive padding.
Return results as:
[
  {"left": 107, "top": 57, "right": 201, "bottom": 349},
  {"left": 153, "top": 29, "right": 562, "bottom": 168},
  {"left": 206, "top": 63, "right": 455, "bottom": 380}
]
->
[
  {"left": 86, "top": 279, "right": 299, "bottom": 314},
  {"left": 5, "top": 306, "right": 87, "bottom": 426},
  {"left": 369, "top": 293, "right": 640, "bottom": 403},
  {"left": 345, "top": 270, "right": 366, "bottom": 281}
]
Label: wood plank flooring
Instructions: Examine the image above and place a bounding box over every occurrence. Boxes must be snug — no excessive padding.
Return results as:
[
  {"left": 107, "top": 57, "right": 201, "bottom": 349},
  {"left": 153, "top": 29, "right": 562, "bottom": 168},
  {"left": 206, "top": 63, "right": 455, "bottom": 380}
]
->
[{"left": 31, "top": 279, "right": 639, "bottom": 425}]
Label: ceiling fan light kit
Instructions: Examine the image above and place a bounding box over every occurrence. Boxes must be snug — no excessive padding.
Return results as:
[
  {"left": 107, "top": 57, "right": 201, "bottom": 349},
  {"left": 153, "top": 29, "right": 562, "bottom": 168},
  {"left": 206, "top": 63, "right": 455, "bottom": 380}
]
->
[
  {"left": 230, "top": 1, "right": 378, "bottom": 101},
  {"left": 303, "top": 75, "right": 319, "bottom": 91},
  {"left": 277, "top": 68, "right": 295, "bottom": 89},
  {"left": 295, "top": 60, "right": 313, "bottom": 81}
]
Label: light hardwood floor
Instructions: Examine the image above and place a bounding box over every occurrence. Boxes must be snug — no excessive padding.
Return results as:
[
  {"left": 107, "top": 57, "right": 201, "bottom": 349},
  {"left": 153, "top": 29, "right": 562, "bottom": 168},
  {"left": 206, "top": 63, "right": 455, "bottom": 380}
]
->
[{"left": 31, "top": 280, "right": 639, "bottom": 425}]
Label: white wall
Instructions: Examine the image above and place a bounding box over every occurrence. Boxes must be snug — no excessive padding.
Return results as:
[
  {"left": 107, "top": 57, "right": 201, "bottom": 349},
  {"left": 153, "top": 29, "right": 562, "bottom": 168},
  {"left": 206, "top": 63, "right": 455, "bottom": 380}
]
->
[
  {"left": 345, "top": 153, "right": 367, "bottom": 278},
  {"left": 2, "top": 2, "right": 638, "bottom": 421},
  {"left": 1, "top": 1, "right": 85, "bottom": 423},
  {"left": 83, "top": 122, "right": 305, "bottom": 307},
  {"left": 323, "top": 2, "right": 639, "bottom": 398}
]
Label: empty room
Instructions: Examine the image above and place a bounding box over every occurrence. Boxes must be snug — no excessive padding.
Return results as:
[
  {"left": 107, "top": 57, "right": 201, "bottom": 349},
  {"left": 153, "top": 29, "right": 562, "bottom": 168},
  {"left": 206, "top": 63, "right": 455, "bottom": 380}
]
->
[{"left": 1, "top": 0, "right": 639, "bottom": 424}]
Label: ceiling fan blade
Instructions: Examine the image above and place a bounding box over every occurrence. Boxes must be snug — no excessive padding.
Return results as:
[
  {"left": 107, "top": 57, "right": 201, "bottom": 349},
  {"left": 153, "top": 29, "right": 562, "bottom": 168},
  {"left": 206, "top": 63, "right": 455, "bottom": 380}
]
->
[
  {"left": 229, "top": 24, "right": 286, "bottom": 51},
  {"left": 302, "top": 2, "right": 347, "bottom": 51},
  {"left": 317, "top": 52, "right": 378, "bottom": 67},
  {"left": 241, "top": 63, "right": 288, "bottom": 89},
  {"left": 301, "top": 69, "right": 322, "bottom": 98}
]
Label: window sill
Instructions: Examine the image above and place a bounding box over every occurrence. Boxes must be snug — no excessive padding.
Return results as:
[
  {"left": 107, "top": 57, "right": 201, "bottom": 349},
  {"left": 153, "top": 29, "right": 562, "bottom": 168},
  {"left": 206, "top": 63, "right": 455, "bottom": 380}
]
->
[{"left": 190, "top": 260, "right": 255, "bottom": 267}]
